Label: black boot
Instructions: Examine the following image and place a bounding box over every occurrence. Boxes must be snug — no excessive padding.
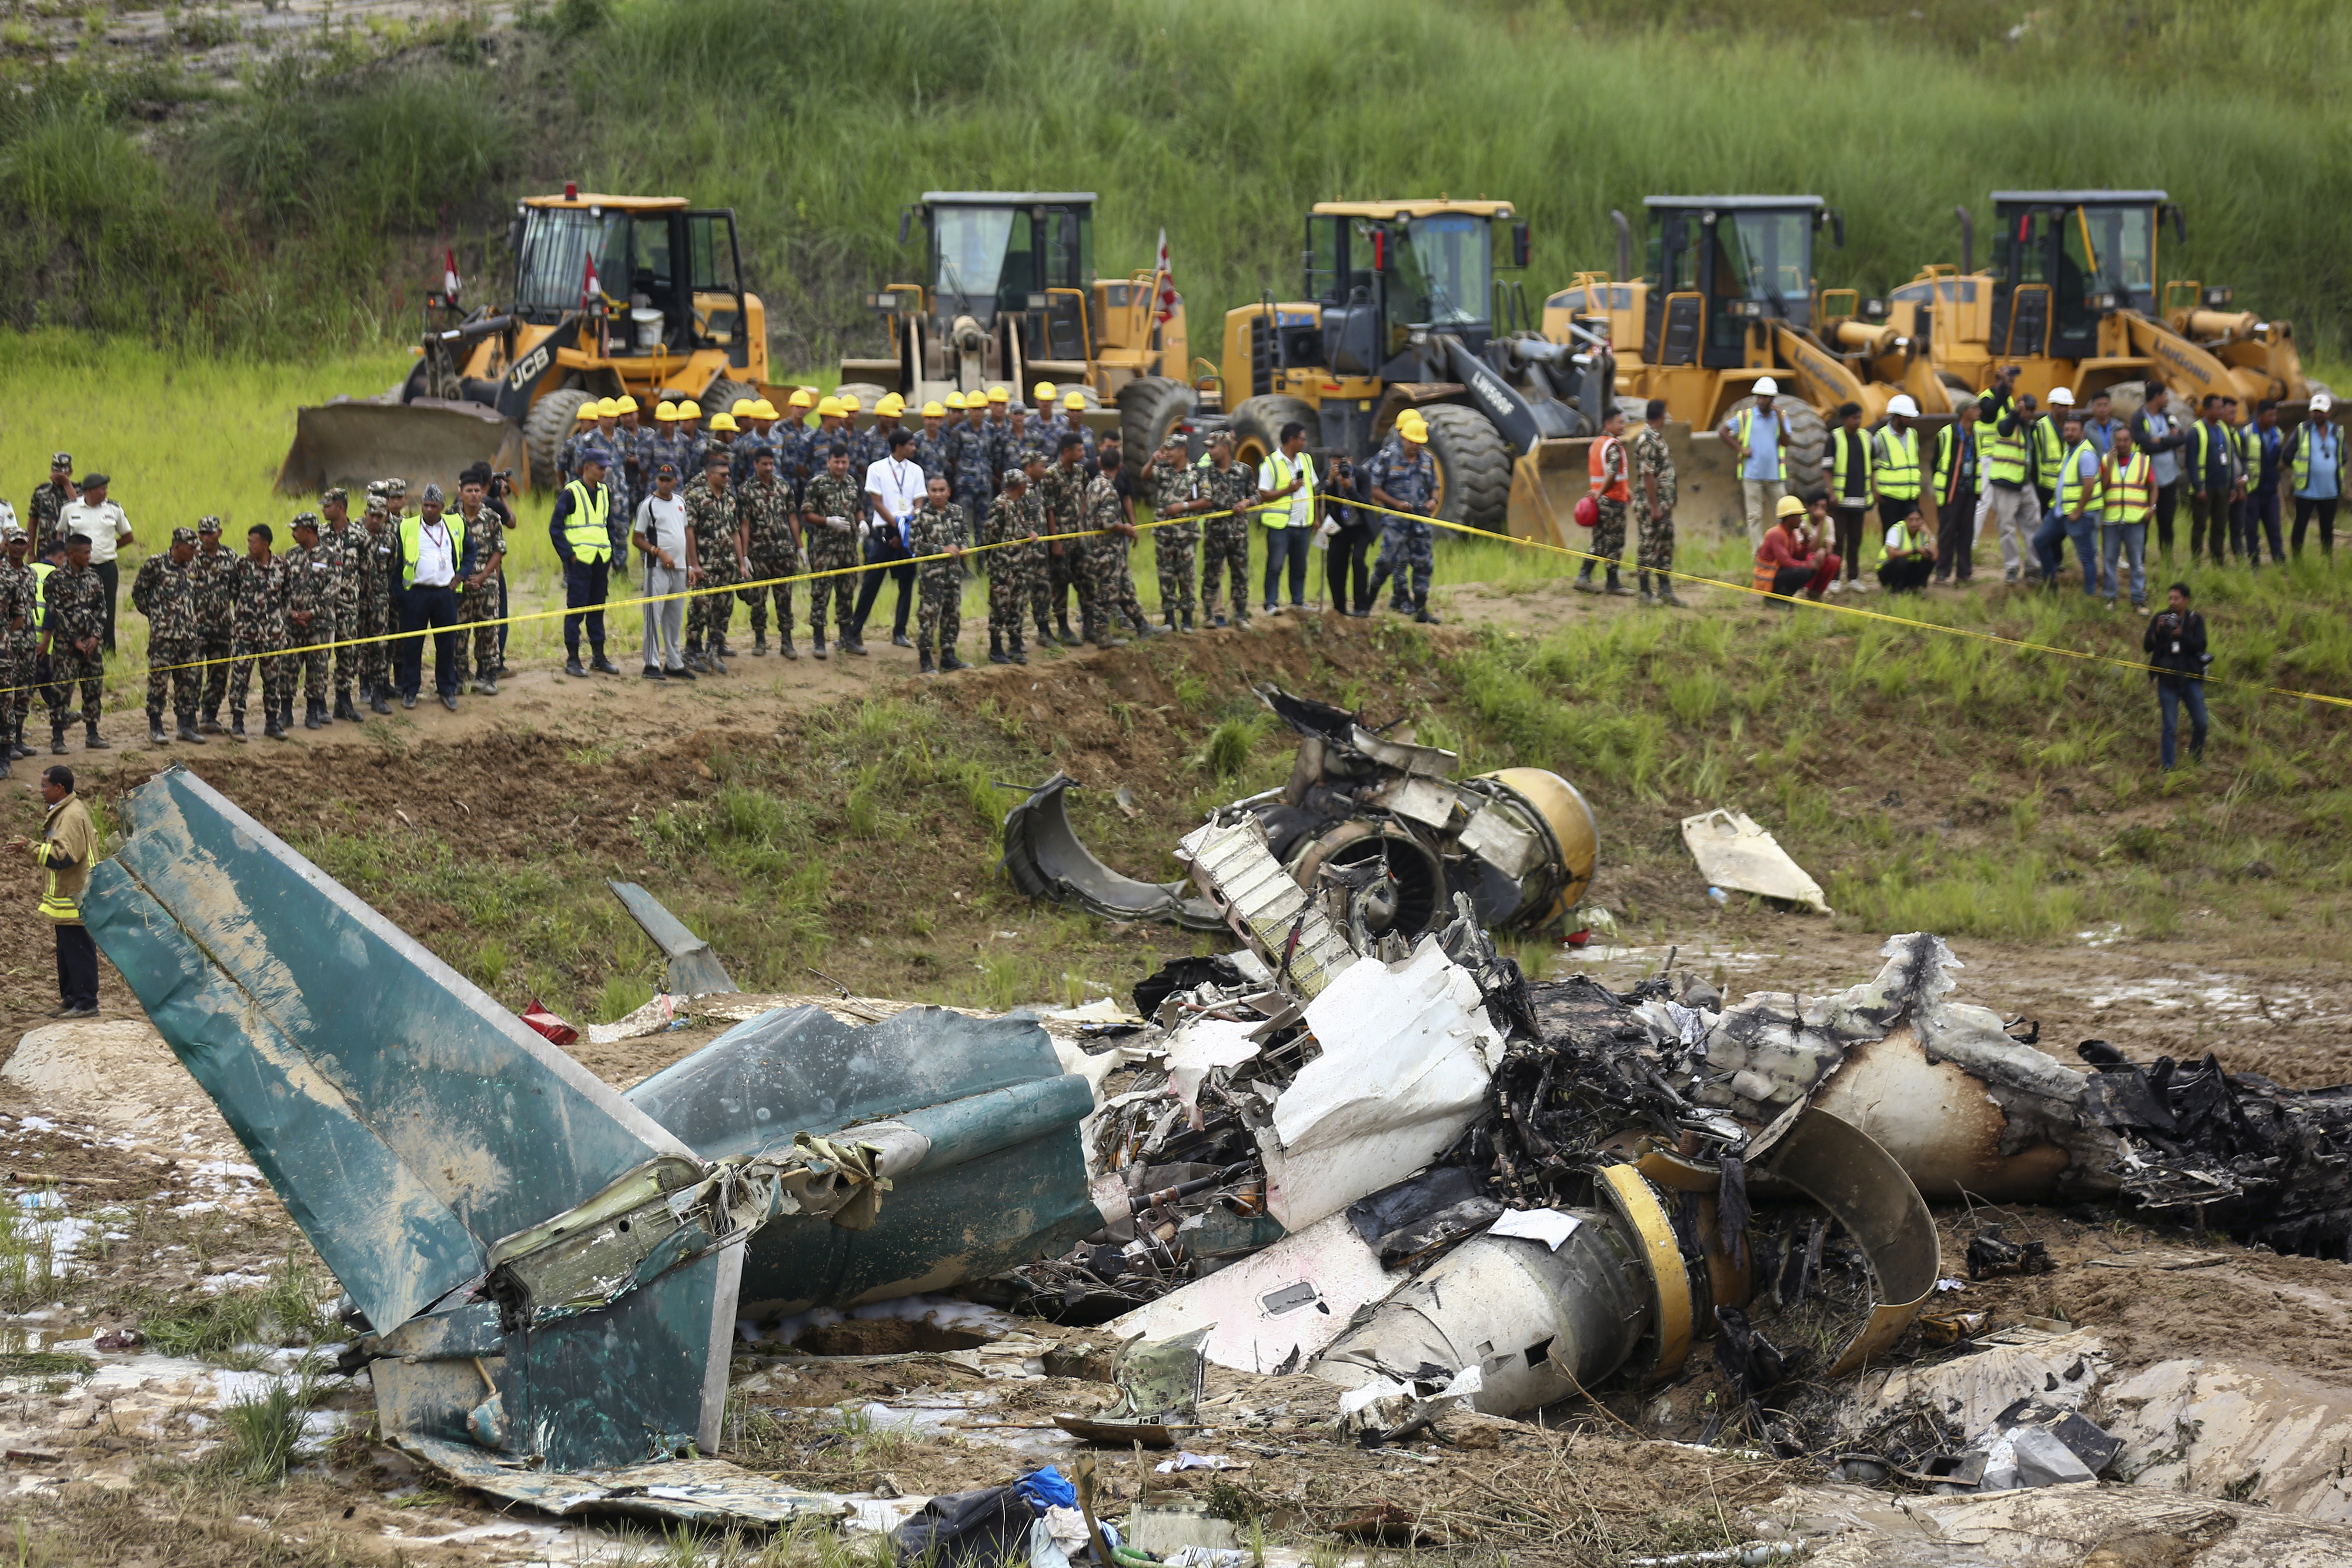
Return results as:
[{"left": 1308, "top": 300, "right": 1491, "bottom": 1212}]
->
[
  {"left": 178, "top": 716, "right": 206, "bottom": 744},
  {"left": 147, "top": 712, "right": 168, "bottom": 745},
  {"left": 988, "top": 631, "right": 1008, "bottom": 666},
  {"left": 810, "top": 636, "right": 828, "bottom": 661},
  {"left": 47, "top": 719, "right": 65, "bottom": 756},
  {"left": 565, "top": 653, "right": 587, "bottom": 677},
  {"left": 263, "top": 707, "right": 286, "bottom": 740},
  {"left": 199, "top": 708, "right": 224, "bottom": 737},
  {"left": 1180, "top": 609, "right": 1194, "bottom": 633},
  {"left": 1057, "top": 618, "right": 1081, "bottom": 647},
  {"left": 11, "top": 720, "right": 31, "bottom": 758},
  {"left": 590, "top": 650, "right": 621, "bottom": 676},
  {"left": 369, "top": 687, "right": 392, "bottom": 715},
  {"left": 230, "top": 713, "right": 247, "bottom": 742},
  {"left": 1573, "top": 565, "right": 1600, "bottom": 594},
  {"left": 779, "top": 635, "right": 797, "bottom": 660},
  {"left": 940, "top": 646, "right": 967, "bottom": 672},
  {"left": 1009, "top": 634, "right": 1028, "bottom": 666},
  {"left": 83, "top": 718, "right": 109, "bottom": 750},
  {"left": 753, "top": 633, "right": 769, "bottom": 657},
  {"left": 334, "top": 693, "right": 362, "bottom": 723},
  {"left": 1659, "top": 580, "right": 1686, "bottom": 607},
  {"left": 1414, "top": 603, "right": 1442, "bottom": 625},
  {"left": 918, "top": 650, "right": 937, "bottom": 674},
  {"left": 1604, "top": 567, "right": 1632, "bottom": 597},
  {"left": 304, "top": 697, "right": 324, "bottom": 731}
]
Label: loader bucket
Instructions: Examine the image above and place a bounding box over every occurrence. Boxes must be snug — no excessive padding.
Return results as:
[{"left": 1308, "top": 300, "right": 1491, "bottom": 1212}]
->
[
  {"left": 276, "top": 396, "right": 527, "bottom": 498},
  {"left": 1504, "top": 423, "right": 1745, "bottom": 547}
]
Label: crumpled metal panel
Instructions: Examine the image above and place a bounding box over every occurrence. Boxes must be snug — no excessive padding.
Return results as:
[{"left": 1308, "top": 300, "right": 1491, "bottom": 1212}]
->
[
  {"left": 84, "top": 766, "right": 694, "bottom": 1332},
  {"left": 626, "top": 1005, "right": 1103, "bottom": 1316},
  {"left": 1001, "top": 773, "right": 1225, "bottom": 930},
  {"left": 1178, "top": 818, "right": 1358, "bottom": 999},
  {"left": 393, "top": 1436, "right": 850, "bottom": 1530}
]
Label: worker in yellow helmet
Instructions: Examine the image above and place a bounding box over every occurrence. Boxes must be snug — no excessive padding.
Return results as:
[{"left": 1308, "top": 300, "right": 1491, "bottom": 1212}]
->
[
  {"left": 948, "top": 392, "right": 995, "bottom": 523},
  {"left": 916, "top": 399, "right": 951, "bottom": 482},
  {"left": 649, "top": 398, "right": 696, "bottom": 495},
  {"left": 559, "top": 398, "right": 602, "bottom": 488}
]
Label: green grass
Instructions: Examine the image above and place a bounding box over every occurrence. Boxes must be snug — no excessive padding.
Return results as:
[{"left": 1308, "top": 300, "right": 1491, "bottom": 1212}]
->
[
  {"left": 6, "top": 1, "right": 2352, "bottom": 363},
  {"left": 135, "top": 1252, "right": 336, "bottom": 1369},
  {"left": 215, "top": 1369, "right": 318, "bottom": 1486}
]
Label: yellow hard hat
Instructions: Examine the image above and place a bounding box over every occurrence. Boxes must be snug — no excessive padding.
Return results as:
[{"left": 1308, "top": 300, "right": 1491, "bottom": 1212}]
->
[
  {"left": 944, "top": 392, "right": 966, "bottom": 410},
  {"left": 921, "top": 400, "right": 947, "bottom": 417},
  {"left": 1397, "top": 417, "right": 1428, "bottom": 443},
  {"left": 654, "top": 399, "right": 679, "bottom": 422},
  {"left": 1033, "top": 380, "right": 1055, "bottom": 402},
  {"left": 1063, "top": 392, "right": 1087, "bottom": 411},
  {"left": 614, "top": 394, "right": 639, "bottom": 414},
  {"left": 599, "top": 397, "right": 622, "bottom": 417},
  {"left": 1775, "top": 493, "right": 1806, "bottom": 519},
  {"left": 836, "top": 393, "right": 862, "bottom": 413},
  {"left": 876, "top": 392, "right": 906, "bottom": 418},
  {"left": 987, "top": 385, "right": 1009, "bottom": 404},
  {"left": 576, "top": 402, "right": 601, "bottom": 423},
  {"left": 789, "top": 388, "right": 815, "bottom": 409},
  {"left": 710, "top": 412, "right": 739, "bottom": 433},
  {"left": 751, "top": 399, "right": 779, "bottom": 420},
  {"left": 816, "top": 396, "right": 844, "bottom": 418},
  {"left": 679, "top": 399, "right": 701, "bottom": 420},
  {"left": 727, "top": 398, "right": 753, "bottom": 419}
]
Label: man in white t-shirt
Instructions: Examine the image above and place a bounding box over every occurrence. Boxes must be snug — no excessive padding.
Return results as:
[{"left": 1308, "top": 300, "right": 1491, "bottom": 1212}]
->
[
  {"left": 56, "top": 474, "right": 133, "bottom": 651},
  {"left": 856, "top": 429, "right": 928, "bottom": 648},
  {"left": 1255, "top": 420, "right": 1317, "bottom": 613},
  {"left": 632, "top": 461, "right": 695, "bottom": 679}
]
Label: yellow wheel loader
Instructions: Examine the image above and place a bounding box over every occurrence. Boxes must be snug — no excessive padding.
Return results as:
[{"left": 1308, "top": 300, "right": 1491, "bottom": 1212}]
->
[
  {"left": 278, "top": 189, "right": 786, "bottom": 495},
  {"left": 1210, "top": 199, "right": 1605, "bottom": 532},
  {"left": 844, "top": 191, "right": 1210, "bottom": 456},
  {"left": 1514, "top": 196, "right": 1957, "bottom": 544},
  {"left": 1893, "top": 190, "right": 2321, "bottom": 421}
]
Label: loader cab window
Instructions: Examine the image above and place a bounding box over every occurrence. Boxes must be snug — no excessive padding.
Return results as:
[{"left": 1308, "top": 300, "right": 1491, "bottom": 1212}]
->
[
  {"left": 931, "top": 205, "right": 1020, "bottom": 315},
  {"left": 2071, "top": 203, "right": 2156, "bottom": 309},
  {"left": 1391, "top": 214, "right": 1488, "bottom": 330},
  {"left": 1307, "top": 215, "right": 1344, "bottom": 303},
  {"left": 632, "top": 218, "right": 676, "bottom": 306},
  {"left": 513, "top": 207, "right": 627, "bottom": 321},
  {"left": 687, "top": 211, "right": 746, "bottom": 358},
  {"left": 1712, "top": 209, "right": 1812, "bottom": 324},
  {"left": 1038, "top": 206, "right": 1091, "bottom": 293}
]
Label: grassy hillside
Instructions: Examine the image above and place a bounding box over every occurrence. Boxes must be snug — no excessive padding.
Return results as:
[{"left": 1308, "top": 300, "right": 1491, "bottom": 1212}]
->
[{"left": 4, "top": 0, "right": 2352, "bottom": 366}]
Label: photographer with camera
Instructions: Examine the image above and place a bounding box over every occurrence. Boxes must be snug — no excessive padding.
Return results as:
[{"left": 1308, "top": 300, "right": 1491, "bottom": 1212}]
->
[{"left": 2142, "top": 581, "right": 2210, "bottom": 770}]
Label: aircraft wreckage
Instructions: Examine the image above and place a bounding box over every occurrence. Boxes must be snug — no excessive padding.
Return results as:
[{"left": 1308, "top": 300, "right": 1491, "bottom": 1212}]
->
[{"left": 81, "top": 760, "right": 2352, "bottom": 1500}]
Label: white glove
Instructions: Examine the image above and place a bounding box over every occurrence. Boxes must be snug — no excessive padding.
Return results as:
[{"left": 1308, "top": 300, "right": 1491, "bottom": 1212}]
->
[{"left": 826, "top": 514, "right": 853, "bottom": 534}]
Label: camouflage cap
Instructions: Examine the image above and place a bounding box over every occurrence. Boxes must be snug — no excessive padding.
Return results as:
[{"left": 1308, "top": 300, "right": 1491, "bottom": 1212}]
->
[
  {"left": 171, "top": 526, "right": 198, "bottom": 547},
  {"left": 382, "top": 477, "right": 410, "bottom": 497},
  {"left": 290, "top": 511, "right": 321, "bottom": 532},
  {"left": 1, "top": 523, "right": 24, "bottom": 543},
  {"left": 363, "top": 481, "right": 389, "bottom": 504},
  {"left": 319, "top": 486, "right": 348, "bottom": 507},
  {"left": 49, "top": 453, "right": 71, "bottom": 471},
  {"left": 197, "top": 514, "right": 222, "bottom": 534},
  {"left": 1001, "top": 467, "right": 1028, "bottom": 487}
]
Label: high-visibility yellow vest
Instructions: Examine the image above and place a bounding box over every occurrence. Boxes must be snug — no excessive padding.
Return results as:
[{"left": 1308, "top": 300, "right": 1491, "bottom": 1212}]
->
[
  {"left": 1260, "top": 451, "right": 1313, "bottom": 528},
  {"left": 1876, "top": 518, "right": 1928, "bottom": 567},
  {"left": 2103, "top": 450, "right": 2154, "bottom": 524},
  {"left": 2054, "top": 437, "right": 2102, "bottom": 516},
  {"left": 1983, "top": 414, "right": 2030, "bottom": 487},
  {"left": 2030, "top": 415, "right": 2066, "bottom": 487},
  {"left": 1933, "top": 422, "right": 1973, "bottom": 502},
  {"left": 2291, "top": 422, "right": 2342, "bottom": 493},
  {"left": 397, "top": 512, "right": 469, "bottom": 589},
  {"left": 30, "top": 560, "right": 54, "bottom": 633},
  {"left": 1735, "top": 407, "right": 1786, "bottom": 483},
  {"left": 1873, "top": 425, "right": 1922, "bottom": 500},
  {"left": 1830, "top": 428, "right": 1873, "bottom": 500},
  {"left": 560, "top": 480, "right": 612, "bottom": 563}
]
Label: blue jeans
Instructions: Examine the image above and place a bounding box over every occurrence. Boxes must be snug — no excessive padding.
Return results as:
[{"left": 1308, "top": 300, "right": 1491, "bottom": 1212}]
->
[
  {"left": 2158, "top": 678, "right": 2209, "bottom": 768},
  {"left": 2099, "top": 523, "right": 2147, "bottom": 606},
  {"left": 2033, "top": 507, "right": 2099, "bottom": 593},
  {"left": 1262, "top": 526, "right": 1309, "bottom": 608}
]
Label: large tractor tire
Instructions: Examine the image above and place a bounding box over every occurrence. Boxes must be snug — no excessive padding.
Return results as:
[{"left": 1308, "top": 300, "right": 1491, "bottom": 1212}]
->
[
  {"left": 1419, "top": 403, "right": 1513, "bottom": 532},
  {"left": 1723, "top": 394, "right": 1829, "bottom": 494},
  {"left": 703, "top": 376, "right": 759, "bottom": 421},
  {"left": 1118, "top": 376, "right": 1197, "bottom": 464},
  {"left": 1230, "top": 393, "right": 1318, "bottom": 471},
  {"left": 2103, "top": 381, "right": 2148, "bottom": 424},
  {"left": 524, "top": 387, "right": 597, "bottom": 491}
]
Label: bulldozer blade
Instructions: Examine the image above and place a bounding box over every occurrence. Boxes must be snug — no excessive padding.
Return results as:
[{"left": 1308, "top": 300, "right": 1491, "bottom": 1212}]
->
[
  {"left": 1504, "top": 423, "right": 1745, "bottom": 547},
  {"left": 277, "top": 396, "right": 526, "bottom": 498}
]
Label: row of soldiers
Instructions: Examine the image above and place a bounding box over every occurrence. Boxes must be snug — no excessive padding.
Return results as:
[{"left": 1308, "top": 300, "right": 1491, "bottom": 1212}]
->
[{"left": 119, "top": 473, "right": 511, "bottom": 742}]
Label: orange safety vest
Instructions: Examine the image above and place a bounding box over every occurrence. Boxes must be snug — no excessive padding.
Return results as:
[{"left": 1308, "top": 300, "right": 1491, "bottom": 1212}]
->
[{"left": 1589, "top": 434, "right": 1629, "bottom": 503}]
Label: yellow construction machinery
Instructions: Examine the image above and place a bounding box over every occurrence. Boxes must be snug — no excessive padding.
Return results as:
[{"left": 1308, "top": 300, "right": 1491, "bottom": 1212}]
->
[
  {"left": 844, "top": 191, "right": 1210, "bottom": 455},
  {"left": 1512, "top": 196, "right": 1958, "bottom": 544},
  {"left": 1210, "top": 198, "right": 1606, "bottom": 531},
  {"left": 1893, "top": 190, "right": 2322, "bottom": 419},
  {"left": 279, "top": 189, "right": 786, "bottom": 495}
]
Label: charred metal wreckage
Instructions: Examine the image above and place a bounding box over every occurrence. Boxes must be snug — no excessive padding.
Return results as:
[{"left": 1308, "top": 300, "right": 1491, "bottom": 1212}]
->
[{"left": 77, "top": 751, "right": 2352, "bottom": 1514}]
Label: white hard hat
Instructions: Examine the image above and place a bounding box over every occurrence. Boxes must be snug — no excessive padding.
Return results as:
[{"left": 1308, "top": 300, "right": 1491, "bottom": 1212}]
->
[
  {"left": 2314, "top": 392, "right": 2335, "bottom": 413},
  {"left": 2048, "top": 386, "right": 2075, "bottom": 406},
  {"left": 1886, "top": 394, "right": 1919, "bottom": 419},
  {"left": 1753, "top": 377, "right": 1779, "bottom": 397}
]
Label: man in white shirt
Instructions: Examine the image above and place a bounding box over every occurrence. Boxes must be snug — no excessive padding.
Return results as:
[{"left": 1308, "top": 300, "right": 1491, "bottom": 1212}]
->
[
  {"left": 56, "top": 473, "right": 133, "bottom": 651},
  {"left": 855, "top": 428, "right": 927, "bottom": 648},
  {"left": 393, "top": 483, "right": 472, "bottom": 711},
  {"left": 632, "top": 461, "right": 696, "bottom": 679},
  {"left": 1255, "top": 421, "right": 1317, "bottom": 613}
]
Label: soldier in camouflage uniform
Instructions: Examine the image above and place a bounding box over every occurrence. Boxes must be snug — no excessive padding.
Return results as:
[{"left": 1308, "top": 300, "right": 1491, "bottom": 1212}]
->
[
  {"left": 354, "top": 487, "right": 395, "bottom": 713},
  {"left": 801, "top": 444, "right": 864, "bottom": 658},
  {"left": 1082, "top": 445, "right": 1155, "bottom": 647},
  {"left": 192, "top": 517, "right": 234, "bottom": 731},
  {"left": 682, "top": 451, "right": 741, "bottom": 672},
  {"left": 282, "top": 514, "right": 337, "bottom": 730},
  {"left": 947, "top": 400, "right": 996, "bottom": 530},
  {"left": 1193, "top": 434, "right": 1256, "bottom": 627},
  {"left": 28, "top": 454, "right": 74, "bottom": 558},
  {"left": 1573, "top": 407, "right": 1633, "bottom": 597},
  {"left": 982, "top": 466, "right": 1038, "bottom": 666},
  {"left": 1629, "top": 400, "right": 1682, "bottom": 606},
  {"left": 906, "top": 474, "right": 970, "bottom": 673},
  {"left": 318, "top": 489, "right": 368, "bottom": 720},
  {"left": 1038, "top": 435, "right": 1096, "bottom": 645},
  {"left": 1364, "top": 420, "right": 1441, "bottom": 622},
  {"left": 41, "top": 534, "right": 108, "bottom": 752},
  {"left": 0, "top": 525, "right": 37, "bottom": 765},
  {"left": 454, "top": 474, "right": 506, "bottom": 693},
  {"left": 226, "top": 523, "right": 290, "bottom": 741},
  {"left": 736, "top": 447, "right": 802, "bottom": 658},
  {"left": 131, "top": 526, "right": 206, "bottom": 744},
  {"left": 648, "top": 404, "right": 696, "bottom": 497},
  {"left": 1139, "top": 435, "right": 1200, "bottom": 631},
  {"left": 912, "top": 403, "right": 953, "bottom": 484}
]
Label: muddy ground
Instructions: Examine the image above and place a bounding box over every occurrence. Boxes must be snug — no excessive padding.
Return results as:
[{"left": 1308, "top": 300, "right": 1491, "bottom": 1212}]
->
[{"left": 0, "top": 580, "right": 2347, "bottom": 1564}]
